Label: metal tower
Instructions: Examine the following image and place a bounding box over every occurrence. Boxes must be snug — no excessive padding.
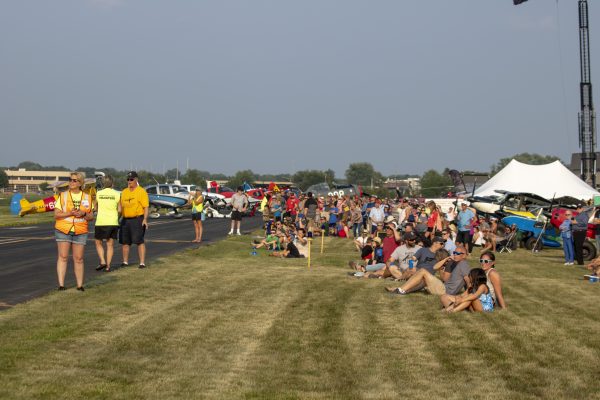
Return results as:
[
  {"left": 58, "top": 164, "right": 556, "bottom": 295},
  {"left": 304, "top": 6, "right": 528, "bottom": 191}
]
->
[{"left": 578, "top": 0, "right": 597, "bottom": 186}]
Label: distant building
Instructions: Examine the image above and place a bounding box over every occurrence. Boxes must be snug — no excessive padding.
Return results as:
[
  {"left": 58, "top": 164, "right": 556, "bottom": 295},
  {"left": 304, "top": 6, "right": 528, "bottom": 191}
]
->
[{"left": 5, "top": 169, "right": 71, "bottom": 193}]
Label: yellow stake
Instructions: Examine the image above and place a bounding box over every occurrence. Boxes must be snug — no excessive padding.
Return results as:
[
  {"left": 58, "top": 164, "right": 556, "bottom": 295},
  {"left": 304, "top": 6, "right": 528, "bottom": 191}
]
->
[{"left": 308, "top": 238, "right": 312, "bottom": 270}]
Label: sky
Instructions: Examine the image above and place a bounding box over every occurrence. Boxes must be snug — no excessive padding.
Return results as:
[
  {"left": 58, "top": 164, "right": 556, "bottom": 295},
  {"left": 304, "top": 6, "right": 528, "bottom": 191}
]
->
[{"left": 1, "top": 0, "right": 599, "bottom": 177}]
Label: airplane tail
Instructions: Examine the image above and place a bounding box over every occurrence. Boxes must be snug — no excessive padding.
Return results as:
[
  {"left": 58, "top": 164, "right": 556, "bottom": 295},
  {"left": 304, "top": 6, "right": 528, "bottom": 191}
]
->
[
  {"left": 10, "top": 193, "right": 23, "bottom": 216},
  {"left": 15, "top": 195, "right": 58, "bottom": 217}
]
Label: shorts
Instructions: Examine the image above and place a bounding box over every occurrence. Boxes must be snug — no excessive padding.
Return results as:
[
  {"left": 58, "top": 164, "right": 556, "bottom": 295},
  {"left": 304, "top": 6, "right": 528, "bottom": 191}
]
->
[
  {"left": 231, "top": 210, "right": 243, "bottom": 221},
  {"left": 55, "top": 230, "right": 88, "bottom": 245},
  {"left": 192, "top": 212, "right": 205, "bottom": 221},
  {"left": 426, "top": 275, "right": 446, "bottom": 296},
  {"left": 94, "top": 225, "right": 119, "bottom": 240},
  {"left": 119, "top": 216, "right": 146, "bottom": 245}
]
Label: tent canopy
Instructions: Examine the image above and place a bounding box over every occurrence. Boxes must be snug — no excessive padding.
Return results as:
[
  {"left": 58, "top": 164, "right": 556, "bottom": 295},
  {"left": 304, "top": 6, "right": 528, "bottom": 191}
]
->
[{"left": 474, "top": 159, "right": 599, "bottom": 200}]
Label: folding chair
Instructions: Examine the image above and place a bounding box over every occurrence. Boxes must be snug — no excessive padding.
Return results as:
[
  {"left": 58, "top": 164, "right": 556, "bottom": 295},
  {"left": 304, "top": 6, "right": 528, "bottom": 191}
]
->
[{"left": 498, "top": 229, "right": 518, "bottom": 253}]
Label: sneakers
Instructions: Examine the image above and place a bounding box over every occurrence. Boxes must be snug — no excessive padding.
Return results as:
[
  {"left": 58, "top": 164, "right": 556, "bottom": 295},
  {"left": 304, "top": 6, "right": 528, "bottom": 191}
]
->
[
  {"left": 228, "top": 230, "right": 234, "bottom": 235},
  {"left": 121, "top": 262, "right": 129, "bottom": 267},
  {"left": 58, "top": 286, "right": 66, "bottom": 291},
  {"left": 236, "top": 231, "right": 241, "bottom": 235},
  {"left": 385, "top": 287, "right": 406, "bottom": 295},
  {"left": 139, "top": 264, "right": 146, "bottom": 269},
  {"left": 76, "top": 286, "right": 85, "bottom": 292}
]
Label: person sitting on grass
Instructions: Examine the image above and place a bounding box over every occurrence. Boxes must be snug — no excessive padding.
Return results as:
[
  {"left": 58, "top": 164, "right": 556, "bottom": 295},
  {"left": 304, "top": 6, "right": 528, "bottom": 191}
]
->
[
  {"left": 382, "top": 232, "right": 423, "bottom": 280},
  {"left": 443, "top": 251, "right": 506, "bottom": 310},
  {"left": 293, "top": 228, "right": 309, "bottom": 258},
  {"left": 353, "top": 229, "right": 370, "bottom": 252},
  {"left": 253, "top": 233, "right": 281, "bottom": 251},
  {"left": 337, "top": 220, "right": 350, "bottom": 238},
  {"left": 385, "top": 244, "right": 470, "bottom": 296},
  {"left": 442, "top": 268, "right": 494, "bottom": 313},
  {"left": 349, "top": 237, "right": 383, "bottom": 275},
  {"left": 270, "top": 231, "right": 304, "bottom": 258}
]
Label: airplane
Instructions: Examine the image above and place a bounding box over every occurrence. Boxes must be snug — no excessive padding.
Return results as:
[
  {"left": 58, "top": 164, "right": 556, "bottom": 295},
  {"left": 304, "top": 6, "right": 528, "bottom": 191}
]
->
[
  {"left": 304, "top": 182, "right": 363, "bottom": 198},
  {"left": 205, "top": 181, "right": 262, "bottom": 207},
  {"left": 10, "top": 177, "right": 98, "bottom": 217},
  {"left": 144, "top": 183, "right": 193, "bottom": 219}
]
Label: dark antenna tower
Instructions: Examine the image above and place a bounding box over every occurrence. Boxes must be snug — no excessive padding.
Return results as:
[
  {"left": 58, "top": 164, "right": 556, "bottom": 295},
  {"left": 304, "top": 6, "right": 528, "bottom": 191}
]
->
[
  {"left": 578, "top": 0, "right": 596, "bottom": 186},
  {"left": 515, "top": 0, "right": 596, "bottom": 186}
]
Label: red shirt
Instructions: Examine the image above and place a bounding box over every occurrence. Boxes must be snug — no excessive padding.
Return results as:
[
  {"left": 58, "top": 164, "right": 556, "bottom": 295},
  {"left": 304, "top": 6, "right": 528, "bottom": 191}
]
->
[
  {"left": 286, "top": 197, "right": 299, "bottom": 215},
  {"left": 382, "top": 236, "right": 400, "bottom": 262}
]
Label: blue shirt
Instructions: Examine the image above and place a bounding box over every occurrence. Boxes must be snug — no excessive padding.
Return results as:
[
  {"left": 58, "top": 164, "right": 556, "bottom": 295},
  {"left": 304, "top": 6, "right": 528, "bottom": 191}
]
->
[{"left": 457, "top": 209, "right": 475, "bottom": 232}]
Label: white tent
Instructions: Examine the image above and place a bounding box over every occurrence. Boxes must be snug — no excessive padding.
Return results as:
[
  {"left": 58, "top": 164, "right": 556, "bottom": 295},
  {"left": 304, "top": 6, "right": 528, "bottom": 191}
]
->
[{"left": 474, "top": 159, "right": 599, "bottom": 200}]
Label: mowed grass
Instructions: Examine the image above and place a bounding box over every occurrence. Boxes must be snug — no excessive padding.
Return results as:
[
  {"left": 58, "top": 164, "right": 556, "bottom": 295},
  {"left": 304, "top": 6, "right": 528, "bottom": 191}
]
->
[
  {"left": 0, "top": 194, "right": 54, "bottom": 227},
  {"left": 1, "top": 235, "right": 600, "bottom": 400}
]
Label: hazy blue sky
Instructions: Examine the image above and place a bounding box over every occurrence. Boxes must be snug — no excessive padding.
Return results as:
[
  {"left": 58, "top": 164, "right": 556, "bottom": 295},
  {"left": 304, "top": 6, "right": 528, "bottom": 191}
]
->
[{"left": 1, "top": 0, "right": 599, "bottom": 177}]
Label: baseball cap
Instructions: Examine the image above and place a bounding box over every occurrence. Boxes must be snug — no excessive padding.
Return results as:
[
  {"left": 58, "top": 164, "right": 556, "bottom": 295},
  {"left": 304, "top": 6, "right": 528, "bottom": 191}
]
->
[
  {"left": 373, "top": 237, "right": 382, "bottom": 245},
  {"left": 403, "top": 232, "right": 416, "bottom": 241},
  {"left": 126, "top": 171, "right": 138, "bottom": 179}
]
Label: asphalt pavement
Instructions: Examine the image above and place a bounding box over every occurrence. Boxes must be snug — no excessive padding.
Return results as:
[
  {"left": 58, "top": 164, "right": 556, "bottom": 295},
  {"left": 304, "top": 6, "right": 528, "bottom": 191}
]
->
[{"left": 0, "top": 215, "right": 263, "bottom": 310}]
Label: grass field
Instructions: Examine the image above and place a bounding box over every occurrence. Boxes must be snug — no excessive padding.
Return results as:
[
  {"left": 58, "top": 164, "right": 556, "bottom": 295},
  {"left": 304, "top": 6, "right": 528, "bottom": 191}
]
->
[
  {"left": 1, "top": 235, "right": 599, "bottom": 399},
  {"left": 0, "top": 194, "right": 54, "bottom": 227}
]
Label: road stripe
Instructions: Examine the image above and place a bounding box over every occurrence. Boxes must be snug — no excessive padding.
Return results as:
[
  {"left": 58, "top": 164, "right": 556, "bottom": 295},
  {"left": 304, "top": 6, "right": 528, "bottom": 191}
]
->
[{"left": 0, "top": 238, "right": 27, "bottom": 245}]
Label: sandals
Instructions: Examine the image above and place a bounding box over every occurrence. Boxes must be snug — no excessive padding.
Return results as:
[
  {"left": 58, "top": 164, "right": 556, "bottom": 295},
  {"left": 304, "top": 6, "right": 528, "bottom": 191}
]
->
[{"left": 95, "top": 264, "right": 107, "bottom": 271}]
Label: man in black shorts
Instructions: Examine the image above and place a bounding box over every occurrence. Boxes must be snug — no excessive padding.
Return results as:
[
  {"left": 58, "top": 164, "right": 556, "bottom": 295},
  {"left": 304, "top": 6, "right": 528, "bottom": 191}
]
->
[
  {"left": 94, "top": 175, "right": 121, "bottom": 272},
  {"left": 119, "top": 171, "right": 150, "bottom": 268},
  {"left": 228, "top": 186, "right": 248, "bottom": 235}
]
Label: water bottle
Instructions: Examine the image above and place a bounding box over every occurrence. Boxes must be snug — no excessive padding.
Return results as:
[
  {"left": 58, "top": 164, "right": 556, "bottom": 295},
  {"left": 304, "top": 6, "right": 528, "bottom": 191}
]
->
[
  {"left": 251, "top": 247, "right": 257, "bottom": 256},
  {"left": 590, "top": 275, "right": 599, "bottom": 283},
  {"left": 408, "top": 259, "right": 414, "bottom": 269}
]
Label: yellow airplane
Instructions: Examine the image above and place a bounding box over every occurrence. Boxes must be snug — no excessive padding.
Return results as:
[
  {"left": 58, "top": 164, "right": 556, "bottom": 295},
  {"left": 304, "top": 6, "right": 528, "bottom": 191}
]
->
[{"left": 10, "top": 178, "right": 97, "bottom": 217}]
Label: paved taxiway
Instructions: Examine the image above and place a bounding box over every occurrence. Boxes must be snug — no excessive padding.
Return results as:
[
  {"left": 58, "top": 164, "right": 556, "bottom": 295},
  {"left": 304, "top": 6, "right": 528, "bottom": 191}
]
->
[{"left": 0, "top": 215, "right": 262, "bottom": 310}]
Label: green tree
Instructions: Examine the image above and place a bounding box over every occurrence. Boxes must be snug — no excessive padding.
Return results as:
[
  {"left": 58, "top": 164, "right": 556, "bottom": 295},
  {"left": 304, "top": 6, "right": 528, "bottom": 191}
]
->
[
  {"left": 420, "top": 170, "right": 453, "bottom": 197},
  {"left": 227, "top": 170, "right": 256, "bottom": 189},
  {"left": 181, "top": 169, "right": 209, "bottom": 186},
  {"left": 292, "top": 170, "right": 329, "bottom": 191},
  {"left": 17, "top": 161, "right": 42, "bottom": 171},
  {"left": 345, "top": 162, "right": 384, "bottom": 187},
  {"left": 0, "top": 170, "right": 8, "bottom": 189},
  {"left": 39, "top": 182, "right": 50, "bottom": 192},
  {"left": 324, "top": 169, "right": 336, "bottom": 187},
  {"left": 491, "top": 153, "right": 563, "bottom": 175}
]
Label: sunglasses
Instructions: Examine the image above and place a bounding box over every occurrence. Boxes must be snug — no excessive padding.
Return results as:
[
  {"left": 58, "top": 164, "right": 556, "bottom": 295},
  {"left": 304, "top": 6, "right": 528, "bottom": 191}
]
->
[
  {"left": 69, "top": 179, "right": 80, "bottom": 182},
  {"left": 479, "top": 259, "right": 493, "bottom": 264},
  {"left": 127, "top": 178, "right": 136, "bottom": 181},
  {"left": 453, "top": 251, "right": 465, "bottom": 255}
]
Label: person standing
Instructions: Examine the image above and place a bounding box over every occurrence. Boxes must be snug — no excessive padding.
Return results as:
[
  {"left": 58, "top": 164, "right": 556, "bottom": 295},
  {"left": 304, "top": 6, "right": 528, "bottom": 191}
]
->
[
  {"left": 54, "top": 172, "right": 94, "bottom": 291},
  {"left": 94, "top": 175, "right": 121, "bottom": 272},
  {"left": 119, "top": 171, "right": 149, "bottom": 268},
  {"left": 456, "top": 202, "right": 475, "bottom": 254},
  {"left": 229, "top": 186, "right": 248, "bottom": 235},
  {"left": 303, "top": 192, "right": 319, "bottom": 232},
  {"left": 559, "top": 211, "right": 575, "bottom": 265},
  {"left": 189, "top": 189, "right": 205, "bottom": 243},
  {"left": 369, "top": 199, "right": 385, "bottom": 234},
  {"left": 573, "top": 204, "right": 590, "bottom": 265}
]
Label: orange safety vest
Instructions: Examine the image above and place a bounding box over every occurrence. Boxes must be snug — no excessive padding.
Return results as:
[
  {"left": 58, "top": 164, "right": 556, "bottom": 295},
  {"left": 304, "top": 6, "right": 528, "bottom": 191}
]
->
[{"left": 55, "top": 191, "right": 92, "bottom": 235}]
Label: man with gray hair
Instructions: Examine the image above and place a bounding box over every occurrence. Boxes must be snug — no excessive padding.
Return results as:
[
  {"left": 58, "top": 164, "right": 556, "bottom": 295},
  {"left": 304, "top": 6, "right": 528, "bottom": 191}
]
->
[{"left": 94, "top": 175, "right": 121, "bottom": 272}]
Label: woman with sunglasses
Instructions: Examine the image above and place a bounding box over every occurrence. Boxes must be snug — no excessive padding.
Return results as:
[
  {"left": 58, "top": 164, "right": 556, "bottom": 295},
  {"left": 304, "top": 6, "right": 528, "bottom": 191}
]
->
[
  {"left": 54, "top": 172, "right": 94, "bottom": 291},
  {"left": 478, "top": 251, "right": 506, "bottom": 309}
]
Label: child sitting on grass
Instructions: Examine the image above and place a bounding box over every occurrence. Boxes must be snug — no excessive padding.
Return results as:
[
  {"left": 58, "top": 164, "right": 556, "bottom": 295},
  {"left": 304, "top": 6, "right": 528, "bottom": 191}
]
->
[{"left": 443, "top": 268, "right": 494, "bottom": 313}]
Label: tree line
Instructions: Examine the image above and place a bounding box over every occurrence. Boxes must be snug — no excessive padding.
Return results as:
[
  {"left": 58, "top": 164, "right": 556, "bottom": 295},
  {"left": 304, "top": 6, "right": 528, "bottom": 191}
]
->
[{"left": 1, "top": 152, "right": 564, "bottom": 196}]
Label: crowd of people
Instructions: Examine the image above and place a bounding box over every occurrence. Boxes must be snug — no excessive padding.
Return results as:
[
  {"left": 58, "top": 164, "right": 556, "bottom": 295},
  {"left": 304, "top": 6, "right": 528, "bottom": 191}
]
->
[{"left": 254, "top": 192, "right": 508, "bottom": 312}]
